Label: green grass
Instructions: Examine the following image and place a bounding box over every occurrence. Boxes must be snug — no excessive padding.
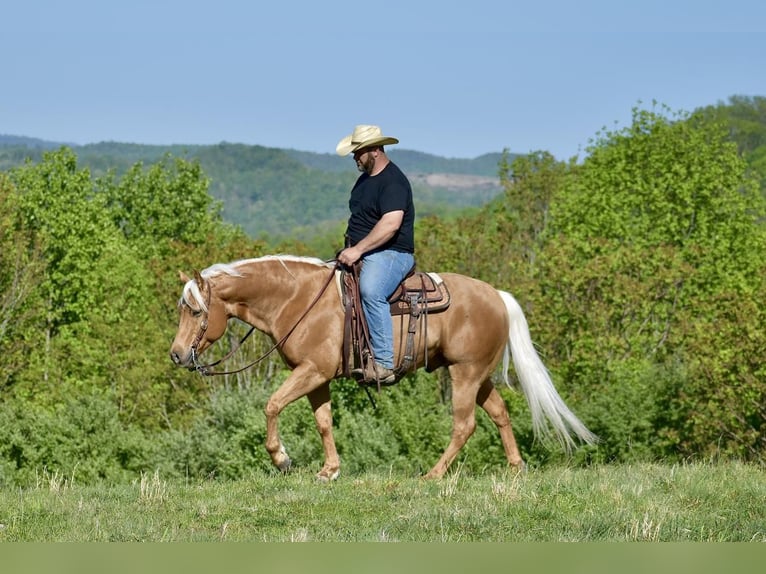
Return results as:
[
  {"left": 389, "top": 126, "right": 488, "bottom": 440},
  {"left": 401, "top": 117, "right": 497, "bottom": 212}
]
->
[{"left": 1, "top": 462, "right": 764, "bottom": 542}]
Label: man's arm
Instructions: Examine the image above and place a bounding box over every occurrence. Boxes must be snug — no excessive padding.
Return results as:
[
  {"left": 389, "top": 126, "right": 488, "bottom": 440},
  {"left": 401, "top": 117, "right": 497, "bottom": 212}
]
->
[{"left": 337, "top": 210, "right": 404, "bottom": 265}]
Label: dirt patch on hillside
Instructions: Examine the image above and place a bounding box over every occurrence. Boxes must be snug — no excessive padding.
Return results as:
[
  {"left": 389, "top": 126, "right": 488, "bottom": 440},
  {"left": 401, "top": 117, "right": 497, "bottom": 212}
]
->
[{"left": 410, "top": 173, "right": 500, "bottom": 191}]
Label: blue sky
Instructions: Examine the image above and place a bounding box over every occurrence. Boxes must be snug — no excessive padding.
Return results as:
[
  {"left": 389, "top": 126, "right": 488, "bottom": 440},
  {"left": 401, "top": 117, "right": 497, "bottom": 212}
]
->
[{"left": 2, "top": 0, "right": 764, "bottom": 159}]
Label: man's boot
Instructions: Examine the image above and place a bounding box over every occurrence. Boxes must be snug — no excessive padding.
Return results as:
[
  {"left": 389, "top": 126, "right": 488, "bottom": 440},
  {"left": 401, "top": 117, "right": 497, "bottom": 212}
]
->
[{"left": 353, "top": 360, "right": 395, "bottom": 385}]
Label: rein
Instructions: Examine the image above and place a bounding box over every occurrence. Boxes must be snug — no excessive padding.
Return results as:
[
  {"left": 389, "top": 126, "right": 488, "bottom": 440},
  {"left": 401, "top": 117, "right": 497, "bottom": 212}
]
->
[{"left": 190, "top": 262, "right": 340, "bottom": 376}]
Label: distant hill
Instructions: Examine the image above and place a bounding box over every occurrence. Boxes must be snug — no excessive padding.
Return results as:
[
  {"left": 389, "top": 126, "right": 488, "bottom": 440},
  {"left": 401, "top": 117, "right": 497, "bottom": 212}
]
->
[
  {"left": 0, "top": 134, "right": 74, "bottom": 149},
  {"left": 0, "top": 136, "right": 511, "bottom": 241},
  {"left": 283, "top": 147, "right": 507, "bottom": 176}
]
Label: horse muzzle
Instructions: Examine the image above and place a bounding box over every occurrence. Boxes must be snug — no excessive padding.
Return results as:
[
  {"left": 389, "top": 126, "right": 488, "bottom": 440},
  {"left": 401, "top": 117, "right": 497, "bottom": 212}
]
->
[{"left": 170, "top": 348, "right": 193, "bottom": 368}]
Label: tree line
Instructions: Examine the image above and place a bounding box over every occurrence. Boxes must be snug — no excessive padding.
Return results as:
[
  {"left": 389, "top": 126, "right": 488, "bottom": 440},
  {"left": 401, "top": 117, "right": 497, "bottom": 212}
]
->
[
  {"left": 0, "top": 97, "right": 764, "bottom": 485},
  {"left": 0, "top": 141, "right": 505, "bottom": 245}
]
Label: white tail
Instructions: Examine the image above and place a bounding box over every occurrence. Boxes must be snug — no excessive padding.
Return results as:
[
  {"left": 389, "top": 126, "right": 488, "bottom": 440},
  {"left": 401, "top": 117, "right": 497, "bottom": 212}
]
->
[{"left": 497, "top": 290, "right": 598, "bottom": 451}]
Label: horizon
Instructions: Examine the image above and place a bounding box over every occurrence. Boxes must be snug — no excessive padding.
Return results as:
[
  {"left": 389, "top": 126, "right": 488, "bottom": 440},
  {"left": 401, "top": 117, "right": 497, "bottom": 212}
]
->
[{"left": 0, "top": 132, "right": 511, "bottom": 161}]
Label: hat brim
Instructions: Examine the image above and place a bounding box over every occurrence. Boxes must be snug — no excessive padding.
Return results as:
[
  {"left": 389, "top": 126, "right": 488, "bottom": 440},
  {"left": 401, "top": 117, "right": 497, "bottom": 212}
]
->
[{"left": 336, "top": 135, "right": 399, "bottom": 156}]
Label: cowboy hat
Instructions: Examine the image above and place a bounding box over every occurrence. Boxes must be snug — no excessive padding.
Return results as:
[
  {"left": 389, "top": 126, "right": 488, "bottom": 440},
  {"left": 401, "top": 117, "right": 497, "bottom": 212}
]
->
[{"left": 336, "top": 124, "right": 399, "bottom": 156}]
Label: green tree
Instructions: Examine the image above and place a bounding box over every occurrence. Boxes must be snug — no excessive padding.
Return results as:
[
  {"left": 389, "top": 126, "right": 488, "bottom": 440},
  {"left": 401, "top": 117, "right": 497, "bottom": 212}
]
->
[
  {"left": 6, "top": 150, "right": 157, "bottom": 404},
  {"left": 0, "top": 174, "right": 44, "bottom": 390},
  {"left": 495, "top": 150, "right": 569, "bottom": 287},
  {"left": 698, "top": 95, "right": 766, "bottom": 189},
  {"left": 536, "top": 104, "right": 766, "bottom": 461},
  {"left": 100, "top": 155, "right": 227, "bottom": 258}
]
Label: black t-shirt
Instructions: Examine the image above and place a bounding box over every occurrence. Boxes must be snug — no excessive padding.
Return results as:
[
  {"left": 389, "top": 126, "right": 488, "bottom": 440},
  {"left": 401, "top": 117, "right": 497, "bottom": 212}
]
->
[{"left": 345, "top": 161, "right": 415, "bottom": 253}]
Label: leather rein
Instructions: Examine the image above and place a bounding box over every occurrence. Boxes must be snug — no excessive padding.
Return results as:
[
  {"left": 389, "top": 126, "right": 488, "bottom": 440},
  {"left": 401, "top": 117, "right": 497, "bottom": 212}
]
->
[{"left": 189, "top": 262, "right": 339, "bottom": 376}]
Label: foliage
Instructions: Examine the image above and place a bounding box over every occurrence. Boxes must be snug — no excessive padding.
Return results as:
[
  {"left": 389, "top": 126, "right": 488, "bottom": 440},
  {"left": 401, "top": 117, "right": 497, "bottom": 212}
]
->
[
  {"left": 0, "top": 174, "right": 44, "bottom": 389},
  {"left": 665, "top": 284, "right": 766, "bottom": 460},
  {"left": 11, "top": 148, "right": 119, "bottom": 331},
  {"left": 5, "top": 150, "right": 160, "bottom": 406},
  {"left": 3, "top": 149, "right": 254, "bottom": 426},
  {"left": 0, "top": 391, "right": 156, "bottom": 485},
  {"left": 536, "top": 104, "right": 766, "bottom": 461},
  {"left": 0, "top": 141, "right": 503, "bottom": 242},
  {"left": 416, "top": 149, "right": 565, "bottom": 295},
  {"left": 99, "top": 155, "right": 227, "bottom": 258},
  {"left": 698, "top": 95, "right": 766, "bottom": 189}
]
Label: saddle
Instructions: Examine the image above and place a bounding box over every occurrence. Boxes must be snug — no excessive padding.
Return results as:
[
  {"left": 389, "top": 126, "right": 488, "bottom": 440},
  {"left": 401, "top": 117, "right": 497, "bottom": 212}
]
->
[{"left": 340, "top": 261, "right": 451, "bottom": 387}]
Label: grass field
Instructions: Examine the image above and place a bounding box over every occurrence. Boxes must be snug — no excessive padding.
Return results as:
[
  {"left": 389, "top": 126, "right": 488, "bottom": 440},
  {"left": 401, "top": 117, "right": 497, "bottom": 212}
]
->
[{"left": 1, "top": 461, "right": 764, "bottom": 542}]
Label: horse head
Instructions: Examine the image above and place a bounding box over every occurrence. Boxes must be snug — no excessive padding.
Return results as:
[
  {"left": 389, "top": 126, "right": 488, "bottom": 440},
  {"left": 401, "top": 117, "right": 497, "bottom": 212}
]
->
[{"left": 170, "top": 269, "right": 230, "bottom": 370}]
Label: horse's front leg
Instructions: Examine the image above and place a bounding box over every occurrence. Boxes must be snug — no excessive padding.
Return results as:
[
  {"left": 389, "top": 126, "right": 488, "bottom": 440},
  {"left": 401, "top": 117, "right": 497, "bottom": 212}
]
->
[
  {"left": 307, "top": 384, "right": 340, "bottom": 481},
  {"left": 264, "top": 364, "right": 331, "bottom": 475}
]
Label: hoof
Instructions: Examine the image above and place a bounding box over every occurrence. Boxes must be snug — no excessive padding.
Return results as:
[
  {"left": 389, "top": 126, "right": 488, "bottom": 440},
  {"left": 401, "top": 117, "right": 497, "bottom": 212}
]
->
[
  {"left": 316, "top": 468, "right": 340, "bottom": 482},
  {"left": 274, "top": 443, "right": 292, "bottom": 472}
]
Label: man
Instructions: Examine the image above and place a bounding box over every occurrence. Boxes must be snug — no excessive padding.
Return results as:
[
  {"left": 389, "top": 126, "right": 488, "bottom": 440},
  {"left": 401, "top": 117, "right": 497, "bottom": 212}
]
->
[{"left": 336, "top": 125, "right": 415, "bottom": 385}]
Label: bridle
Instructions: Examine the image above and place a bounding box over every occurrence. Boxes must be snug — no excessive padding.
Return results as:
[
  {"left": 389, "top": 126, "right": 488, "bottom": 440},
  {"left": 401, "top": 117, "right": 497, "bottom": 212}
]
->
[
  {"left": 188, "top": 279, "right": 212, "bottom": 368},
  {"left": 187, "top": 263, "right": 339, "bottom": 376}
]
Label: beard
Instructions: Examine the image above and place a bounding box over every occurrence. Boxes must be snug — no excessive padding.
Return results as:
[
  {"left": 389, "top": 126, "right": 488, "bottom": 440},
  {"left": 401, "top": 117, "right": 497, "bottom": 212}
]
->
[{"left": 356, "top": 154, "right": 375, "bottom": 174}]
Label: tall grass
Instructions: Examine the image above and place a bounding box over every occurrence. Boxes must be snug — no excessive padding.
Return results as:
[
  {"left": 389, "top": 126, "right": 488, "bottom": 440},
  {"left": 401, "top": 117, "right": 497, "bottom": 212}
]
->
[{"left": 0, "top": 461, "right": 763, "bottom": 542}]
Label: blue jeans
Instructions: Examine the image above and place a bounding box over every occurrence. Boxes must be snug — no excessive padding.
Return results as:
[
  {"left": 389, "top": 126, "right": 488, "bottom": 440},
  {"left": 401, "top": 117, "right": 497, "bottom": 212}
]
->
[{"left": 359, "top": 250, "right": 415, "bottom": 369}]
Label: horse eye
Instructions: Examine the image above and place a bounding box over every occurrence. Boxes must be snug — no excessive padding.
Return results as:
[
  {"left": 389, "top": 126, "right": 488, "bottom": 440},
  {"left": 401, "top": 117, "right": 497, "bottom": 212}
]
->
[{"left": 188, "top": 307, "right": 203, "bottom": 318}]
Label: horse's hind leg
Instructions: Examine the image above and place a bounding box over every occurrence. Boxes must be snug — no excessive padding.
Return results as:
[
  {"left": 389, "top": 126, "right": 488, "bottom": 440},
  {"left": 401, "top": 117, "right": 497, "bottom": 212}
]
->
[
  {"left": 423, "top": 367, "right": 480, "bottom": 479},
  {"left": 476, "top": 379, "right": 525, "bottom": 470},
  {"left": 307, "top": 384, "right": 341, "bottom": 482}
]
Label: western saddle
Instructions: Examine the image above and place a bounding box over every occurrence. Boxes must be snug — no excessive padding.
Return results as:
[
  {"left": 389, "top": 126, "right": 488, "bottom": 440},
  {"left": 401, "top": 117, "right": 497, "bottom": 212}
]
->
[{"left": 340, "top": 261, "right": 451, "bottom": 388}]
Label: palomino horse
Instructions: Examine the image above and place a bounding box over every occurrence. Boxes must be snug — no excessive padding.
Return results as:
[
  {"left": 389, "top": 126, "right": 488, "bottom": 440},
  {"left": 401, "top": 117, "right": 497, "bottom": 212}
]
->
[{"left": 170, "top": 255, "right": 596, "bottom": 480}]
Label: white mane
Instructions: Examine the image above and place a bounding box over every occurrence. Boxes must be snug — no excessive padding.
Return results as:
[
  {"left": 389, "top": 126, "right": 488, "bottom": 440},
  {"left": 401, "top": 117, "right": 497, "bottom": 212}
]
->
[{"left": 180, "top": 255, "right": 333, "bottom": 311}]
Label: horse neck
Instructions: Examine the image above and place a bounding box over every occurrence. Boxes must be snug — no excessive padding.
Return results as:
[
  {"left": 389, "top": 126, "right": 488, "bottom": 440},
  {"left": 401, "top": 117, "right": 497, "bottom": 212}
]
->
[{"left": 220, "top": 259, "right": 331, "bottom": 335}]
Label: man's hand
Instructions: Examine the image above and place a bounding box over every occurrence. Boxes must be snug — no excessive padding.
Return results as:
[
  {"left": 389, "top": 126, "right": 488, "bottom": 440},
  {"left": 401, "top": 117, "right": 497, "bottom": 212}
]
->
[{"left": 337, "top": 245, "right": 363, "bottom": 266}]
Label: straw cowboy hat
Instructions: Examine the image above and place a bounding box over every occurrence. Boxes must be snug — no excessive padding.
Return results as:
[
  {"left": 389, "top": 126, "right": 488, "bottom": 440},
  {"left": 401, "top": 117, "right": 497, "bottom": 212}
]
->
[{"left": 336, "top": 124, "right": 399, "bottom": 156}]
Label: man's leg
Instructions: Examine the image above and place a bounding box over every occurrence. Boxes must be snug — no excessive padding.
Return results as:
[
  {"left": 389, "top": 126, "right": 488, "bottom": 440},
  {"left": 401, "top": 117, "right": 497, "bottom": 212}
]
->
[{"left": 359, "top": 250, "right": 415, "bottom": 369}]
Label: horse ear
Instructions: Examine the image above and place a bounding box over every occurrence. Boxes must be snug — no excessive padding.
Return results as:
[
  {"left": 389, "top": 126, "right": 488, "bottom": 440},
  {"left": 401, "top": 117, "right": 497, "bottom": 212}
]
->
[
  {"left": 193, "top": 270, "right": 205, "bottom": 289},
  {"left": 179, "top": 270, "right": 191, "bottom": 284}
]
